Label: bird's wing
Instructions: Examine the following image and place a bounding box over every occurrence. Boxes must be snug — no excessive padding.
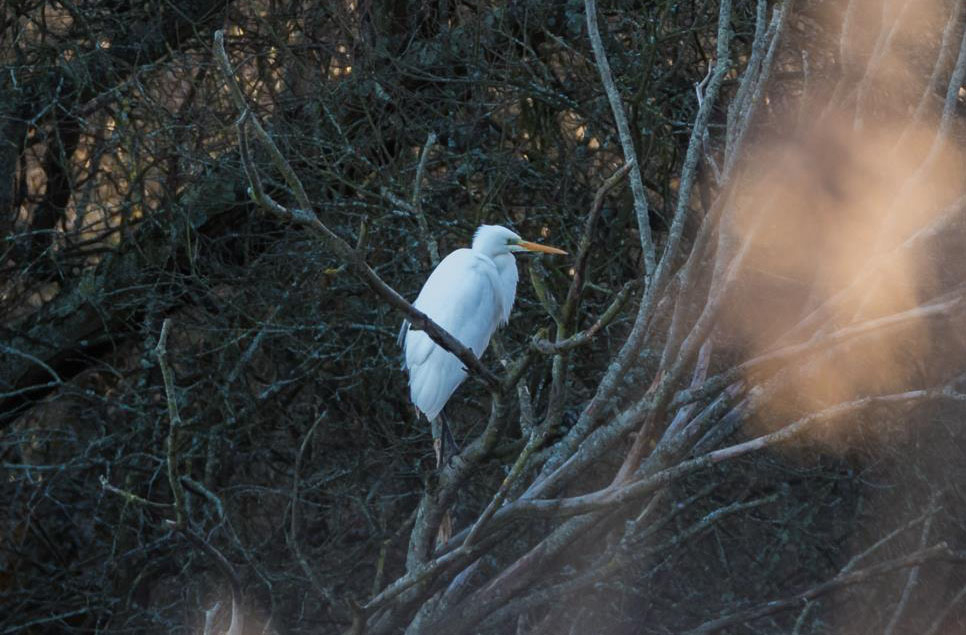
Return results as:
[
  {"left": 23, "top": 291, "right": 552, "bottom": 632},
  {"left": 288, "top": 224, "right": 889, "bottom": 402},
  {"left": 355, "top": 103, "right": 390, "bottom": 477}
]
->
[
  {"left": 401, "top": 249, "right": 503, "bottom": 420},
  {"left": 397, "top": 320, "right": 410, "bottom": 348}
]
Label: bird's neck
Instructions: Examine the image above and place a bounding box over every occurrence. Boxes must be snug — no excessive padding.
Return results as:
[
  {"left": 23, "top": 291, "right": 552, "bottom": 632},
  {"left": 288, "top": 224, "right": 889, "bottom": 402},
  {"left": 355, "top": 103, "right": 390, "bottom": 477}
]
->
[{"left": 490, "top": 252, "right": 515, "bottom": 271}]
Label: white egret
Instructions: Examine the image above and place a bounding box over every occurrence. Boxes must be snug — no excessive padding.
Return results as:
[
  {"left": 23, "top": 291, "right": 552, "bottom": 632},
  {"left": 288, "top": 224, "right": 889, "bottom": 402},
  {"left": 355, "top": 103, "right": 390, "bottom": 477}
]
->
[{"left": 399, "top": 225, "right": 567, "bottom": 422}]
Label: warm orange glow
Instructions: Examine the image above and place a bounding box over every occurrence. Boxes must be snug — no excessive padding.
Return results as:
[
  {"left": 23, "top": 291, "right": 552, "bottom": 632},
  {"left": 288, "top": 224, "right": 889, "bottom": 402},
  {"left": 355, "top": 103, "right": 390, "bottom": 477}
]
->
[{"left": 717, "top": 0, "right": 965, "bottom": 453}]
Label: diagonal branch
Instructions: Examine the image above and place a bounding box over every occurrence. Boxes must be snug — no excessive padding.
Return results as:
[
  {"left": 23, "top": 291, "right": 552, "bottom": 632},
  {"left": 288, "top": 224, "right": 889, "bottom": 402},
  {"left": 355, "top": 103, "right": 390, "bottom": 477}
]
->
[
  {"left": 213, "top": 30, "right": 500, "bottom": 392},
  {"left": 532, "top": 279, "right": 636, "bottom": 354},
  {"left": 559, "top": 160, "right": 634, "bottom": 329},
  {"left": 687, "top": 543, "right": 964, "bottom": 633}
]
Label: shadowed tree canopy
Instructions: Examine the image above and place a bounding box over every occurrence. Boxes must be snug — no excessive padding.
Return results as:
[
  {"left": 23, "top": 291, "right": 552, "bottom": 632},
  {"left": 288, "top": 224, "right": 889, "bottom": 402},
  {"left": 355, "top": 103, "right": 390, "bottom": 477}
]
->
[{"left": 4, "top": 0, "right": 966, "bottom": 633}]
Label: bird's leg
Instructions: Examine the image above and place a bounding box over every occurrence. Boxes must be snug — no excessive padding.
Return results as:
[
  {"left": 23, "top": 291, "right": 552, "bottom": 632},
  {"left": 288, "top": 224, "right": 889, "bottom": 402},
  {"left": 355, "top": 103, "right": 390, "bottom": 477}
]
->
[
  {"left": 435, "top": 411, "right": 461, "bottom": 468},
  {"left": 430, "top": 412, "right": 461, "bottom": 548},
  {"left": 430, "top": 416, "right": 444, "bottom": 468}
]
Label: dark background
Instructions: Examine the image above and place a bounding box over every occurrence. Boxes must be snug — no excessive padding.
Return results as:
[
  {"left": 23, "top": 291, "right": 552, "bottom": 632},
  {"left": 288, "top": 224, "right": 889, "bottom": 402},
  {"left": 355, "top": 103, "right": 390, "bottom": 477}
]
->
[{"left": 3, "top": 0, "right": 966, "bottom": 633}]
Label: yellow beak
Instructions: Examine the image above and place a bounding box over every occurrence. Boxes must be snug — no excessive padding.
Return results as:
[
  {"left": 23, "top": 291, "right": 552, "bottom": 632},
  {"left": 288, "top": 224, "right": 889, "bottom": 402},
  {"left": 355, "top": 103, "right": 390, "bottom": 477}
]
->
[{"left": 517, "top": 240, "right": 568, "bottom": 255}]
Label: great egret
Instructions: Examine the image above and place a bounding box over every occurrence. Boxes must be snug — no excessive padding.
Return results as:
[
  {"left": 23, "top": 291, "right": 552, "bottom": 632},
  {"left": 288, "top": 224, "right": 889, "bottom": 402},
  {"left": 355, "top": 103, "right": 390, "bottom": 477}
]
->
[{"left": 399, "top": 225, "right": 567, "bottom": 422}]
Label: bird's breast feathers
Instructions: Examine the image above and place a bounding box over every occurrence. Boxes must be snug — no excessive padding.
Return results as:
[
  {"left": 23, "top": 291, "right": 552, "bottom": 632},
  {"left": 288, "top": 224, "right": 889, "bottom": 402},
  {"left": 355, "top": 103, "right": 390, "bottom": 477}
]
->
[{"left": 402, "top": 249, "right": 506, "bottom": 364}]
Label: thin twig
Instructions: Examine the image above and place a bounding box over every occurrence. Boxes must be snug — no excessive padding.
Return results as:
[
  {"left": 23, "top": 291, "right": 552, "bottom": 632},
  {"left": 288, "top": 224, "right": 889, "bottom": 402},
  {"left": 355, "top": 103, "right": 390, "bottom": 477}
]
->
[
  {"left": 1, "top": 609, "right": 91, "bottom": 634},
  {"left": 503, "top": 387, "right": 963, "bottom": 522},
  {"left": 687, "top": 543, "right": 962, "bottom": 633},
  {"left": 100, "top": 475, "right": 172, "bottom": 509},
  {"left": 288, "top": 414, "right": 338, "bottom": 612},
  {"left": 477, "top": 493, "right": 776, "bottom": 633},
  {"left": 531, "top": 0, "right": 734, "bottom": 485},
  {"left": 883, "top": 493, "right": 940, "bottom": 635},
  {"left": 723, "top": 0, "right": 791, "bottom": 179},
  {"left": 925, "top": 579, "right": 966, "bottom": 635},
  {"left": 903, "top": 0, "right": 965, "bottom": 141},
  {"left": 924, "top": 11, "right": 966, "bottom": 164},
  {"left": 213, "top": 30, "right": 501, "bottom": 392},
  {"left": 464, "top": 430, "right": 541, "bottom": 548},
  {"left": 155, "top": 318, "right": 186, "bottom": 528},
  {"left": 853, "top": 0, "right": 914, "bottom": 131},
  {"left": 671, "top": 291, "right": 965, "bottom": 408},
  {"left": 559, "top": 160, "right": 634, "bottom": 329},
  {"left": 532, "top": 279, "right": 635, "bottom": 354},
  {"left": 412, "top": 131, "right": 440, "bottom": 266},
  {"left": 584, "top": 0, "right": 655, "bottom": 277}
]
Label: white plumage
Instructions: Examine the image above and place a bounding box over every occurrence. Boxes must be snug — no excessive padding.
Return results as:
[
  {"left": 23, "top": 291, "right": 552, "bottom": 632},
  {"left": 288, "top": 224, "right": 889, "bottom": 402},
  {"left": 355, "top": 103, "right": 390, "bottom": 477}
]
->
[{"left": 399, "top": 225, "right": 566, "bottom": 421}]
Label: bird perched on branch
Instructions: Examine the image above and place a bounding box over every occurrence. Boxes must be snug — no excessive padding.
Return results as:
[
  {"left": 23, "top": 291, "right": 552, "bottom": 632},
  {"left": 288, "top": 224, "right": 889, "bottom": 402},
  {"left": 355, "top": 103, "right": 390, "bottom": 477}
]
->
[{"left": 399, "top": 225, "right": 566, "bottom": 435}]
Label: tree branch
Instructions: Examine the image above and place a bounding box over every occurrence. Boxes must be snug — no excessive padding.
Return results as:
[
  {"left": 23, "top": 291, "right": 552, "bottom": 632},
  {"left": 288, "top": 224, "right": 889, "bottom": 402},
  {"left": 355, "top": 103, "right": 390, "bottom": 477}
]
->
[
  {"left": 584, "top": 0, "right": 655, "bottom": 278},
  {"left": 687, "top": 543, "right": 964, "bottom": 633},
  {"left": 213, "top": 30, "right": 500, "bottom": 392},
  {"left": 155, "top": 318, "right": 187, "bottom": 529},
  {"left": 412, "top": 131, "right": 440, "bottom": 266}
]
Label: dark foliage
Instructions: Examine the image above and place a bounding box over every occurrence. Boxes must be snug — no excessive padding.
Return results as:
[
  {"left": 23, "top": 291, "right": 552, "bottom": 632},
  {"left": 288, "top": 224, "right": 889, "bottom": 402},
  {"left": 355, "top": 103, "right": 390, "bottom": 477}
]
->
[{"left": 3, "top": 1, "right": 966, "bottom": 634}]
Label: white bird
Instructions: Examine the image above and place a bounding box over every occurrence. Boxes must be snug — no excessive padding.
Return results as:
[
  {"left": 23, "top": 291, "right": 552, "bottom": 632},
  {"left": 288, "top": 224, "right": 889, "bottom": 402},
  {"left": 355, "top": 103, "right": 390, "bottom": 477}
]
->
[{"left": 399, "top": 225, "right": 567, "bottom": 422}]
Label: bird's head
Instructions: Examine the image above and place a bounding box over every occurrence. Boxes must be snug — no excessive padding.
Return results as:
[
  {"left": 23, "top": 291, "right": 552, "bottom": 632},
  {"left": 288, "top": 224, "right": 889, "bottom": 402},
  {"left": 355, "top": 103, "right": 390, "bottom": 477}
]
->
[{"left": 472, "top": 225, "right": 567, "bottom": 258}]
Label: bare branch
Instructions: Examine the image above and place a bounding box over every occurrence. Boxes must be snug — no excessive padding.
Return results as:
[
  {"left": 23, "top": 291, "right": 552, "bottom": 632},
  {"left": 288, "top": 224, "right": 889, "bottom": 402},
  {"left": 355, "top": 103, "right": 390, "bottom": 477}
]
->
[
  {"left": 412, "top": 131, "right": 440, "bottom": 266},
  {"left": 532, "top": 279, "right": 635, "bottom": 354},
  {"left": 584, "top": 0, "right": 655, "bottom": 277},
  {"left": 883, "top": 493, "right": 940, "bottom": 635},
  {"left": 155, "top": 318, "right": 187, "bottom": 528},
  {"left": 687, "top": 543, "right": 964, "bottom": 633},
  {"left": 559, "top": 159, "right": 634, "bottom": 329},
  {"left": 213, "top": 29, "right": 501, "bottom": 392}
]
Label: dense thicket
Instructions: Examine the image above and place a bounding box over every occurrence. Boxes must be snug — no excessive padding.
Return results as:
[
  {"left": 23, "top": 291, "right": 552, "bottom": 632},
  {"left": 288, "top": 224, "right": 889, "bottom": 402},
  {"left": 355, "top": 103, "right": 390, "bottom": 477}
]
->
[{"left": 3, "top": 1, "right": 966, "bottom": 633}]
